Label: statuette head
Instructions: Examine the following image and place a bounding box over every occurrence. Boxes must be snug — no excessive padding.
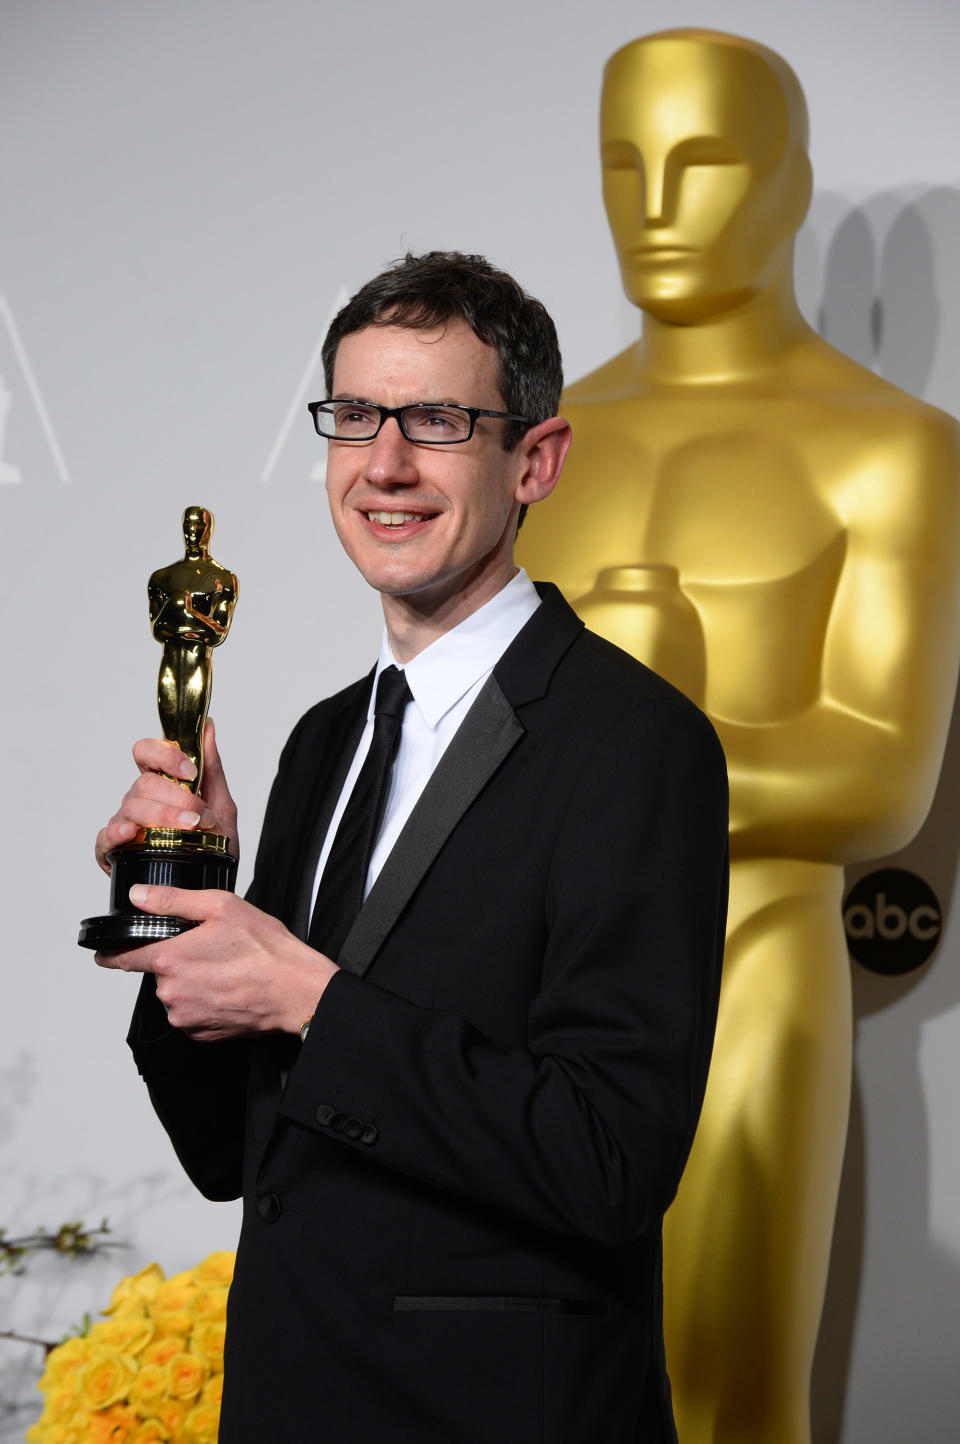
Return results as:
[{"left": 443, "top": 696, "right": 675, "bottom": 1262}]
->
[{"left": 182, "top": 505, "right": 213, "bottom": 553}]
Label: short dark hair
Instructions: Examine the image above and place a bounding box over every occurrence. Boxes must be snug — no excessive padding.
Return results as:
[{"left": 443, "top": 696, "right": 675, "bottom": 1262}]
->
[{"left": 321, "top": 251, "right": 563, "bottom": 453}]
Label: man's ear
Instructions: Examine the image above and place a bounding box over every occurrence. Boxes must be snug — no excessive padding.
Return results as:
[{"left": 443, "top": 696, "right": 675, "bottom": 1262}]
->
[{"left": 514, "top": 416, "right": 573, "bottom": 509}]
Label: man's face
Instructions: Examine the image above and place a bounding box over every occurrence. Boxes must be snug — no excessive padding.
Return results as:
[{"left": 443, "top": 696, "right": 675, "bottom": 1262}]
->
[
  {"left": 325, "top": 321, "right": 526, "bottom": 619},
  {"left": 600, "top": 38, "right": 804, "bottom": 320}
]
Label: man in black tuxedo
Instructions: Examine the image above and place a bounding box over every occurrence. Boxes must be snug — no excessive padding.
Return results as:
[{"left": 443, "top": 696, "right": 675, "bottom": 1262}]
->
[{"left": 95, "top": 252, "right": 728, "bottom": 1443}]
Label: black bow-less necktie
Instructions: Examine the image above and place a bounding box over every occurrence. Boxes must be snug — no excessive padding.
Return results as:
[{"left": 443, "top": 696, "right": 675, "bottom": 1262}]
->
[{"left": 307, "top": 665, "right": 412, "bottom": 958}]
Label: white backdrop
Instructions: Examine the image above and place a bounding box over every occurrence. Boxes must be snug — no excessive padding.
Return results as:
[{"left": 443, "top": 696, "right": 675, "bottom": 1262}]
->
[{"left": 2, "top": 1, "right": 959, "bottom": 1439}]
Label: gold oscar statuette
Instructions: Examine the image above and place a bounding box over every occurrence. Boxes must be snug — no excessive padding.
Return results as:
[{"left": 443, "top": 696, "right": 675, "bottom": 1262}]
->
[{"left": 78, "top": 506, "right": 239, "bottom": 951}]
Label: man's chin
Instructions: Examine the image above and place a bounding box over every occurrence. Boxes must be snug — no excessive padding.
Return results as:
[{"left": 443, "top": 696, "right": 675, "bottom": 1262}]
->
[
  {"left": 348, "top": 556, "right": 436, "bottom": 601},
  {"left": 366, "top": 573, "right": 447, "bottom": 604},
  {"left": 356, "top": 561, "right": 481, "bottom": 618}
]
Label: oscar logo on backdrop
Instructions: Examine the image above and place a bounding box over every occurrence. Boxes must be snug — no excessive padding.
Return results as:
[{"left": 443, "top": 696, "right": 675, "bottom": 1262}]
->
[
  {"left": 0, "top": 294, "right": 71, "bottom": 485},
  {"left": 519, "top": 28, "right": 960, "bottom": 1444},
  {"left": 79, "top": 507, "right": 239, "bottom": 952},
  {"left": 0, "top": 375, "right": 22, "bottom": 484}
]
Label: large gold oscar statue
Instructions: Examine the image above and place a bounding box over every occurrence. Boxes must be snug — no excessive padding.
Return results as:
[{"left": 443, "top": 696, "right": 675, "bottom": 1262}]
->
[{"left": 519, "top": 29, "right": 960, "bottom": 1443}]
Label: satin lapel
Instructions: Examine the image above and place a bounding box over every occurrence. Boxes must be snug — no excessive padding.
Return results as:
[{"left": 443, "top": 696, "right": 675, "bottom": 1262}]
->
[
  {"left": 336, "top": 676, "right": 523, "bottom": 977},
  {"left": 288, "top": 683, "right": 371, "bottom": 941}
]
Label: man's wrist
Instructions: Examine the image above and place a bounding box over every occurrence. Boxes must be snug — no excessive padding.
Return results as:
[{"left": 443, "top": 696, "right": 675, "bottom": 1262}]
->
[{"left": 277, "top": 949, "right": 339, "bottom": 1035}]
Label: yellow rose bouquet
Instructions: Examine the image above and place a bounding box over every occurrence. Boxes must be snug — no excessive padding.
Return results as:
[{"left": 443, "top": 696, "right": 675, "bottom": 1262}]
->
[{"left": 28, "top": 1251, "right": 235, "bottom": 1444}]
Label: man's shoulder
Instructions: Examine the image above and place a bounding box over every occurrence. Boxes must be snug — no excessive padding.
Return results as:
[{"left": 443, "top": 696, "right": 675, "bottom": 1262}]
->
[
  {"left": 516, "top": 582, "right": 716, "bottom": 718},
  {"left": 511, "top": 622, "right": 727, "bottom": 834},
  {"left": 277, "top": 671, "right": 372, "bottom": 763},
  {"left": 564, "top": 625, "right": 722, "bottom": 752},
  {"left": 504, "top": 586, "right": 723, "bottom": 775},
  {"left": 569, "top": 623, "right": 692, "bottom": 699},
  {"left": 301, "top": 670, "right": 372, "bottom": 722}
]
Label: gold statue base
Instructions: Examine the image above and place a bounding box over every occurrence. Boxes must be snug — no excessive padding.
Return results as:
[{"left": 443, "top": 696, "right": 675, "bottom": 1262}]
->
[{"left": 78, "top": 828, "right": 237, "bottom": 953}]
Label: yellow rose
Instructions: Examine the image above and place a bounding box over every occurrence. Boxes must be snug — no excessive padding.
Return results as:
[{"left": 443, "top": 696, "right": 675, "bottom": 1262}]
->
[
  {"left": 151, "top": 1309, "right": 194, "bottom": 1339},
  {"left": 129, "top": 1421, "right": 172, "bottom": 1443},
  {"left": 163, "top": 1267, "right": 195, "bottom": 1289},
  {"left": 28, "top": 1421, "right": 89, "bottom": 1444},
  {"left": 77, "top": 1351, "right": 137, "bottom": 1410},
  {"left": 156, "top": 1277, "right": 201, "bottom": 1312},
  {"left": 154, "top": 1399, "right": 188, "bottom": 1435},
  {"left": 128, "top": 1361, "right": 171, "bottom": 1410},
  {"left": 184, "top": 1401, "right": 221, "bottom": 1443},
  {"left": 190, "top": 1320, "right": 226, "bottom": 1370},
  {"left": 189, "top": 1285, "right": 229, "bottom": 1322},
  {"left": 166, "top": 1351, "right": 207, "bottom": 1402},
  {"left": 106, "top": 1263, "right": 166, "bottom": 1317},
  {"left": 37, "top": 1335, "right": 95, "bottom": 1391},
  {"left": 87, "top": 1403, "right": 139, "bottom": 1444},
  {"left": 141, "top": 1337, "right": 183, "bottom": 1371},
  {"left": 89, "top": 1315, "right": 155, "bottom": 1358},
  {"left": 200, "top": 1373, "right": 223, "bottom": 1406},
  {"left": 190, "top": 1252, "right": 235, "bottom": 1289},
  {"left": 41, "top": 1380, "right": 80, "bottom": 1422}
]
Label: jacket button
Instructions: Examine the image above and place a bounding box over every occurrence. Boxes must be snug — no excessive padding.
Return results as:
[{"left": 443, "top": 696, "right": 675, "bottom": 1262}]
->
[
  {"left": 342, "top": 1117, "right": 363, "bottom": 1140},
  {"left": 257, "top": 1193, "right": 282, "bottom": 1223},
  {"left": 359, "top": 1123, "right": 379, "bottom": 1146},
  {"left": 315, "top": 1104, "right": 336, "bottom": 1127},
  {"left": 331, "top": 1112, "right": 347, "bottom": 1132}
]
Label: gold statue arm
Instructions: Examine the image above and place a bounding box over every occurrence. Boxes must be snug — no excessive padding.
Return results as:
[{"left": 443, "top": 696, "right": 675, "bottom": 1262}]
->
[
  {"left": 147, "top": 578, "right": 167, "bottom": 627},
  {"left": 148, "top": 573, "right": 238, "bottom": 647},
  {"left": 722, "top": 418, "right": 960, "bottom": 862},
  {"left": 147, "top": 580, "right": 192, "bottom": 638},
  {"left": 183, "top": 578, "right": 237, "bottom": 644}
]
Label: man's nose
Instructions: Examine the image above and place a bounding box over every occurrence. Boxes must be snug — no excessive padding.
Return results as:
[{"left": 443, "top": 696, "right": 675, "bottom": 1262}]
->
[{"left": 362, "top": 415, "right": 419, "bottom": 484}]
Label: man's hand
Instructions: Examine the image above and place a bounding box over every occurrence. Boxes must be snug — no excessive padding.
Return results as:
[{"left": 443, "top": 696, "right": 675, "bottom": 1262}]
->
[
  {"left": 95, "top": 886, "right": 338, "bottom": 1041},
  {"left": 95, "top": 718, "right": 238, "bottom": 873}
]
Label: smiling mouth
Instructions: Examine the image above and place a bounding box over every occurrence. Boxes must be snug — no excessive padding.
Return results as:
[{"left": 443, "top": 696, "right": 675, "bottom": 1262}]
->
[{"left": 364, "top": 509, "right": 437, "bottom": 527}]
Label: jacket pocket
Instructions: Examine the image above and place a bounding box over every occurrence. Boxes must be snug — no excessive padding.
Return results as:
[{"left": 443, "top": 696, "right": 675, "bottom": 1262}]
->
[{"left": 392, "top": 1295, "right": 609, "bottom": 1317}]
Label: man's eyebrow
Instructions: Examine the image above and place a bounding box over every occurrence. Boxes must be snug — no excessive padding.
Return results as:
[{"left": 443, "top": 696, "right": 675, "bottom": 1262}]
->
[{"left": 330, "top": 394, "right": 467, "bottom": 407}]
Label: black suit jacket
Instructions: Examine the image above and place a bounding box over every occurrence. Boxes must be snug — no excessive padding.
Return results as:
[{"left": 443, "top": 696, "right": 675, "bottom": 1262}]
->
[{"left": 129, "top": 584, "right": 728, "bottom": 1444}]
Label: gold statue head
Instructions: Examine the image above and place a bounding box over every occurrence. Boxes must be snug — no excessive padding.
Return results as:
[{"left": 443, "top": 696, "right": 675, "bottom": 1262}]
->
[
  {"left": 182, "top": 505, "right": 213, "bottom": 557},
  {"left": 600, "top": 29, "right": 812, "bottom": 322}
]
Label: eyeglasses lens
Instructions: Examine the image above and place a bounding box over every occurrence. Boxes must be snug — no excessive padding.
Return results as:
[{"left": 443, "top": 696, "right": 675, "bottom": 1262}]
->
[{"left": 315, "top": 403, "right": 473, "bottom": 443}]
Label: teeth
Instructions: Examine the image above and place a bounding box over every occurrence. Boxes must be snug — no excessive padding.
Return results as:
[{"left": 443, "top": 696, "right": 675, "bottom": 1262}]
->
[{"left": 367, "top": 511, "right": 423, "bottom": 526}]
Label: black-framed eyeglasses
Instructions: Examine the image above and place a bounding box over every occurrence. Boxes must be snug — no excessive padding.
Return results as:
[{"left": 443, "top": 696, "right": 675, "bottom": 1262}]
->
[{"left": 307, "top": 400, "right": 530, "bottom": 445}]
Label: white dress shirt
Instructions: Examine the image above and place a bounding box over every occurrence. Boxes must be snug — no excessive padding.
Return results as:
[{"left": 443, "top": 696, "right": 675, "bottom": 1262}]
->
[{"left": 309, "top": 568, "right": 541, "bottom": 919}]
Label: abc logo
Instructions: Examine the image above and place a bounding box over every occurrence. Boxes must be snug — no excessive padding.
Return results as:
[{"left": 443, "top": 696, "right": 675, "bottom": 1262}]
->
[{"left": 843, "top": 868, "right": 942, "bottom": 975}]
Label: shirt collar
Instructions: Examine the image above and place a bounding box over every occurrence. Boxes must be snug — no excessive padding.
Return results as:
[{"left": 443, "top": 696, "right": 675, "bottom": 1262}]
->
[{"left": 371, "top": 568, "right": 541, "bottom": 729}]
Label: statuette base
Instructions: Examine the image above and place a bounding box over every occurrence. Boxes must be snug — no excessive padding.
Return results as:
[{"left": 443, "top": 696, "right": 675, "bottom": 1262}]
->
[{"left": 78, "top": 831, "right": 237, "bottom": 952}]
